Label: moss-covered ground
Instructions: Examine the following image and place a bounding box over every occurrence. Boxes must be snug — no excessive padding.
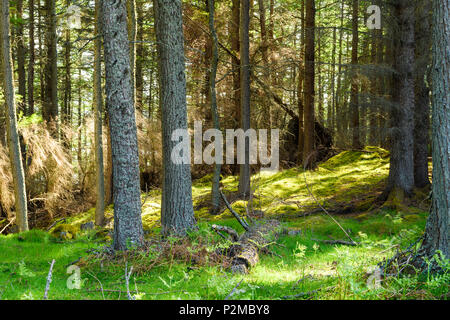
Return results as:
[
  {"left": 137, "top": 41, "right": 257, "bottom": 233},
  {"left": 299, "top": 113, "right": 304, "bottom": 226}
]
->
[{"left": 0, "top": 147, "right": 448, "bottom": 300}]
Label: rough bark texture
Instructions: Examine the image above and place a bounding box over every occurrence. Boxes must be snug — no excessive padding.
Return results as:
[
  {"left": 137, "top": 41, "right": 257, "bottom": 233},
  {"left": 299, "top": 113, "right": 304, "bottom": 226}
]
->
[
  {"left": 0, "top": 0, "right": 28, "bottom": 231},
  {"left": 216, "top": 220, "right": 282, "bottom": 274},
  {"left": 101, "top": 0, "right": 143, "bottom": 250},
  {"left": 94, "top": 0, "right": 105, "bottom": 227},
  {"left": 27, "top": 0, "right": 35, "bottom": 115},
  {"left": 303, "top": 0, "right": 315, "bottom": 168},
  {"left": 154, "top": 0, "right": 196, "bottom": 236},
  {"left": 413, "top": 0, "right": 431, "bottom": 189},
  {"left": 43, "top": 0, "right": 58, "bottom": 134},
  {"left": 385, "top": 0, "right": 415, "bottom": 199},
  {"left": 208, "top": 0, "right": 222, "bottom": 215},
  {"left": 238, "top": 0, "right": 251, "bottom": 196},
  {"left": 351, "top": 0, "right": 360, "bottom": 149},
  {"left": 230, "top": 0, "right": 240, "bottom": 129},
  {"left": 421, "top": 0, "right": 449, "bottom": 259}
]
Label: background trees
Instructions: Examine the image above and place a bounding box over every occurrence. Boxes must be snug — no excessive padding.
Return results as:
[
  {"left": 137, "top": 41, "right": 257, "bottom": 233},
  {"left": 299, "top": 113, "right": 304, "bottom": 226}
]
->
[{"left": 0, "top": 0, "right": 444, "bottom": 262}]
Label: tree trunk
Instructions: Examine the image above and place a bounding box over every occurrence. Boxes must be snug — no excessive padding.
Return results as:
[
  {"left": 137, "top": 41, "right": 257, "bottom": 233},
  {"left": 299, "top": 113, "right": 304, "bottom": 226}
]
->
[
  {"left": 154, "top": 0, "right": 196, "bottom": 236},
  {"left": 384, "top": 0, "right": 415, "bottom": 201},
  {"left": 16, "top": 0, "right": 26, "bottom": 115},
  {"left": 27, "top": 0, "right": 35, "bottom": 115},
  {"left": 43, "top": 0, "right": 58, "bottom": 135},
  {"left": 230, "top": 0, "right": 240, "bottom": 129},
  {"left": 351, "top": 0, "right": 361, "bottom": 149},
  {"left": 101, "top": 0, "right": 144, "bottom": 250},
  {"left": 420, "top": 0, "right": 450, "bottom": 260},
  {"left": 413, "top": 0, "right": 431, "bottom": 189},
  {"left": 94, "top": 0, "right": 105, "bottom": 227},
  {"left": 0, "top": 0, "right": 28, "bottom": 232},
  {"left": 303, "top": 0, "right": 315, "bottom": 168},
  {"left": 208, "top": 0, "right": 222, "bottom": 215},
  {"left": 238, "top": 0, "right": 251, "bottom": 196}
]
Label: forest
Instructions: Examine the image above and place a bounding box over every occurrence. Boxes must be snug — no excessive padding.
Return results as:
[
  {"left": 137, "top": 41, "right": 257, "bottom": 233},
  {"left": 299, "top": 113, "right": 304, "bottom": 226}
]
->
[{"left": 0, "top": 0, "right": 448, "bottom": 302}]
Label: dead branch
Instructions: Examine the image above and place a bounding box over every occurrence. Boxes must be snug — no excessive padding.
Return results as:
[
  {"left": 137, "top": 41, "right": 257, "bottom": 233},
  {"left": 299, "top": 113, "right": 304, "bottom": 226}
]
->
[
  {"left": 220, "top": 190, "right": 250, "bottom": 231},
  {"left": 211, "top": 224, "right": 239, "bottom": 242},
  {"left": 224, "top": 279, "right": 243, "bottom": 300},
  {"left": 125, "top": 263, "right": 135, "bottom": 300},
  {"left": 43, "top": 259, "right": 56, "bottom": 300}
]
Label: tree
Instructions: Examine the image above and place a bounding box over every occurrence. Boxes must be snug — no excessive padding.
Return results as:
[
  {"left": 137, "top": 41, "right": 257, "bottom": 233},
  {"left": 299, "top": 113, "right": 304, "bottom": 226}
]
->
[
  {"left": 383, "top": 0, "right": 415, "bottom": 203},
  {"left": 94, "top": 0, "right": 105, "bottom": 227},
  {"left": 351, "top": 0, "right": 360, "bottom": 149},
  {"left": 208, "top": 0, "right": 222, "bottom": 215},
  {"left": 101, "top": 0, "right": 144, "bottom": 250},
  {"left": 413, "top": 0, "right": 431, "bottom": 189},
  {"left": 418, "top": 0, "right": 449, "bottom": 262},
  {"left": 154, "top": 0, "right": 196, "bottom": 236},
  {"left": 0, "top": 0, "right": 28, "bottom": 232},
  {"left": 303, "top": 0, "right": 315, "bottom": 168},
  {"left": 43, "top": 0, "right": 58, "bottom": 134},
  {"left": 238, "top": 0, "right": 251, "bottom": 196}
]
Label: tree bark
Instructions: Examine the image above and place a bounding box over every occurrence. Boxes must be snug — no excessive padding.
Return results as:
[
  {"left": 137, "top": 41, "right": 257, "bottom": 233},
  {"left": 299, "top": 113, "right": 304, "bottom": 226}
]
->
[
  {"left": 101, "top": 0, "right": 144, "bottom": 250},
  {"left": 384, "top": 0, "right": 415, "bottom": 201},
  {"left": 238, "top": 0, "right": 251, "bottom": 196},
  {"left": 0, "top": 0, "right": 28, "bottom": 232},
  {"left": 413, "top": 0, "right": 431, "bottom": 188},
  {"left": 94, "top": 0, "right": 105, "bottom": 227},
  {"left": 208, "top": 0, "right": 222, "bottom": 215},
  {"left": 154, "top": 0, "right": 196, "bottom": 236},
  {"left": 420, "top": 0, "right": 450, "bottom": 259},
  {"left": 43, "top": 0, "right": 58, "bottom": 135},
  {"left": 303, "top": 0, "right": 315, "bottom": 168},
  {"left": 351, "top": 0, "right": 361, "bottom": 149}
]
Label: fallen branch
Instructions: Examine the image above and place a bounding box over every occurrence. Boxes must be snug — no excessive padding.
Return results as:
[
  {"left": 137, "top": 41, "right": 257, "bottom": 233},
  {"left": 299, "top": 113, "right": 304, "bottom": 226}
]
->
[
  {"left": 302, "top": 153, "right": 358, "bottom": 245},
  {"left": 310, "top": 238, "right": 358, "bottom": 246},
  {"left": 211, "top": 224, "right": 239, "bottom": 242},
  {"left": 224, "top": 279, "right": 243, "bottom": 300},
  {"left": 0, "top": 217, "right": 15, "bottom": 234},
  {"left": 43, "top": 259, "right": 56, "bottom": 300},
  {"left": 220, "top": 190, "right": 250, "bottom": 231},
  {"left": 125, "top": 263, "right": 135, "bottom": 300}
]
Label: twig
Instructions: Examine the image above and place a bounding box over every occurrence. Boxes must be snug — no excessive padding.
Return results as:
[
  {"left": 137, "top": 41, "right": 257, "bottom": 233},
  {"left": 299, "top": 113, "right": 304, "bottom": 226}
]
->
[
  {"left": 220, "top": 190, "right": 250, "bottom": 231},
  {"left": 46, "top": 218, "right": 66, "bottom": 231},
  {"left": 211, "top": 224, "right": 239, "bottom": 242},
  {"left": 43, "top": 260, "right": 56, "bottom": 300},
  {"left": 310, "top": 238, "right": 358, "bottom": 246},
  {"left": 86, "top": 271, "right": 105, "bottom": 300},
  {"left": 0, "top": 217, "right": 15, "bottom": 234},
  {"left": 125, "top": 263, "right": 135, "bottom": 300},
  {"left": 302, "top": 153, "right": 358, "bottom": 245},
  {"left": 225, "top": 279, "right": 243, "bottom": 300}
]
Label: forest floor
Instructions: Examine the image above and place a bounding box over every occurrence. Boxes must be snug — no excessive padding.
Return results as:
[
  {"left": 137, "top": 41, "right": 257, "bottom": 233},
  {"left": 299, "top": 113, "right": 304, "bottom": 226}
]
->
[{"left": 0, "top": 147, "right": 448, "bottom": 300}]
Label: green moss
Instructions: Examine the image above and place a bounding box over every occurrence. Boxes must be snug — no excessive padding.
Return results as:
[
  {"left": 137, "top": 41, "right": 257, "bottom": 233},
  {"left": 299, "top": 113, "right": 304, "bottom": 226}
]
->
[{"left": 51, "top": 224, "right": 79, "bottom": 240}]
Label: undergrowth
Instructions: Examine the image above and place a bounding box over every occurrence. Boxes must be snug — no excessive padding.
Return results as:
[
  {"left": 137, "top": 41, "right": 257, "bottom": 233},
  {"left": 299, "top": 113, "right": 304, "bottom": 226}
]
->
[{"left": 1, "top": 147, "right": 446, "bottom": 300}]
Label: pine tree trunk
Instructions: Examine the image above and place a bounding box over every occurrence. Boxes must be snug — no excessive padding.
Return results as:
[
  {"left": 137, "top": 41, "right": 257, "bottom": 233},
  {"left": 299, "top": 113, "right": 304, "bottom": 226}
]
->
[
  {"left": 351, "top": 0, "right": 361, "bottom": 149},
  {"left": 384, "top": 0, "right": 415, "bottom": 201},
  {"left": 238, "top": 0, "right": 251, "bottom": 196},
  {"left": 94, "top": 0, "right": 105, "bottom": 227},
  {"left": 154, "top": 0, "right": 196, "bottom": 236},
  {"left": 43, "top": 0, "right": 58, "bottom": 135},
  {"left": 0, "top": 0, "right": 28, "bottom": 232},
  {"left": 420, "top": 0, "right": 450, "bottom": 260},
  {"left": 303, "top": 0, "right": 315, "bottom": 168},
  {"left": 413, "top": 0, "right": 431, "bottom": 188},
  {"left": 101, "top": 0, "right": 143, "bottom": 250},
  {"left": 208, "top": 0, "right": 222, "bottom": 215},
  {"left": 27, "top": 0, "right": 35, "bottom": 115}
]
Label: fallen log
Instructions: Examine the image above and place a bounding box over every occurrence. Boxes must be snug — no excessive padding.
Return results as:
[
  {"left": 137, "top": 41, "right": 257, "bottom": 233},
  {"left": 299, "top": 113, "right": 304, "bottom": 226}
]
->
[{"left": 214, "top": 219, "right": 283, "bottom": 274}]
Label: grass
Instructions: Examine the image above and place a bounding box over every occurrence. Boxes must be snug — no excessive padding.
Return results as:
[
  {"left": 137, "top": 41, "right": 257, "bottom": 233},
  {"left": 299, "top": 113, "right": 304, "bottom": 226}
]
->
[{"left": 0, "top": 147, "right": 448, "bottom": 300}]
